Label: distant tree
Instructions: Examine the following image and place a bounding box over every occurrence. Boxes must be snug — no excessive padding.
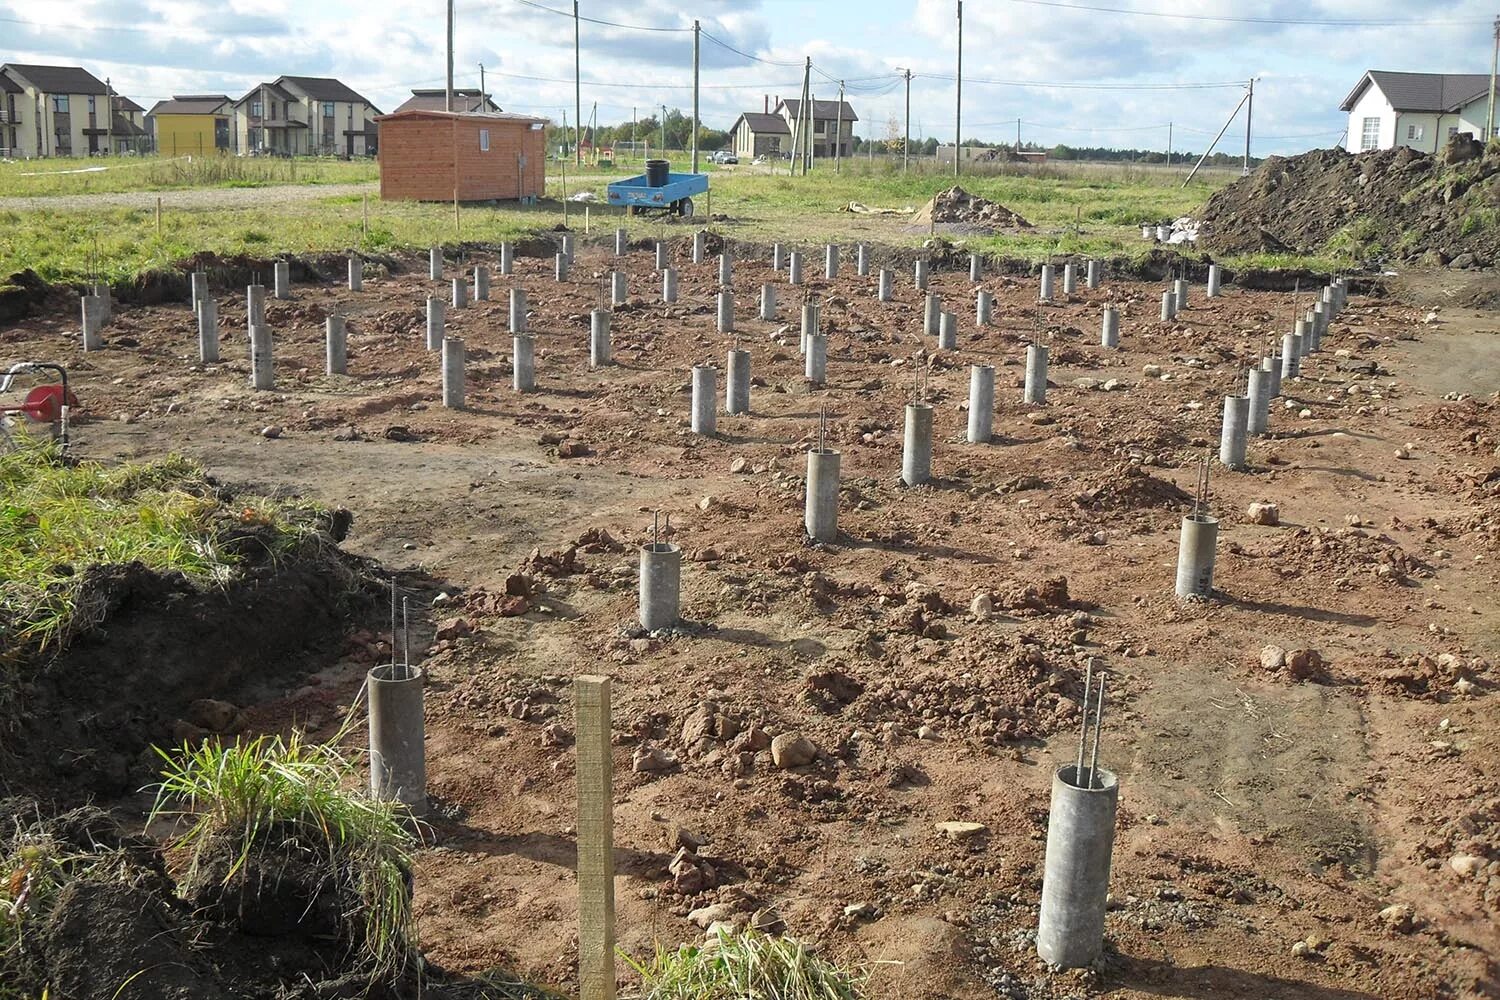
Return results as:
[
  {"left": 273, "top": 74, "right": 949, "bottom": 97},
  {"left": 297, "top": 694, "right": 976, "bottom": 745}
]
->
[
  {"left": 1050, "top": 144, "right": 1076, "bottom": 160},
  {"left": 920, "top": 136, "right": 938, "bottom": 156},
  {"left": 884, "top": 114, "right": 903, "bottom": 154}
]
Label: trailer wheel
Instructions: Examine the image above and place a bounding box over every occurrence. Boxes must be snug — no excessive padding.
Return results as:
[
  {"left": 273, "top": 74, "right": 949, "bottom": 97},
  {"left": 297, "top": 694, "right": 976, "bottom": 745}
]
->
[{"left": 677, "top": 197, "right": 695, "bottom": 218}]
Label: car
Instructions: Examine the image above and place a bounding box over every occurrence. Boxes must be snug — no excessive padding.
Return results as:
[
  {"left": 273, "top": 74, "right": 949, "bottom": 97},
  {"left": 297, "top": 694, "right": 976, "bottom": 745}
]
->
[{"left": 710, "top": 150, "right": 738, "bottom": 165}]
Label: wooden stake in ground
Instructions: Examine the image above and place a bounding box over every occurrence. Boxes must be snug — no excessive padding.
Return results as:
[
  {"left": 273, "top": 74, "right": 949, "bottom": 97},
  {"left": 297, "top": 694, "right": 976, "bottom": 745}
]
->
[{"left": 574, "top": 675, "right": 616, "bottom": 1000}]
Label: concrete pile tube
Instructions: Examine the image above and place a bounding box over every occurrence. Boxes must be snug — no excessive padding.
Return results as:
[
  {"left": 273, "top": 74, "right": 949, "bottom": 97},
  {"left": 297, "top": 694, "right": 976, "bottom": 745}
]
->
[
  {"left": 937, "top": 312, "right": 957, "bottom": 350},
  {"left": 426, "top": 297, "right": 444, "bottom": 351},
  {"left": 197, "top": 299, "right": 220, "bottom": 363},
  {"left": 429, "top": 246, "right": 442, "bottom": 280},
  {"left": 368, "top": 662, "right": 428, "bottom": 816},
  {"left": 901, "top": 403, "right": 933, "bottom": 486},
  {"left": 976, "top": 290, "right": 993, "bottom": 327},
  {"left": 805, "top": 334, "right": 827, "bottom": 384},
  {"left": 1039, "top": 264, "right": 1055, "bottom": 303},
  {"left": 639, "top": 540, "right": 682, "bottom": 631},
  {"left": 509, "top": 288, "right": 528, "bottom": 333},
  {"left": 1036, "top": 764, "right": 1119, "bottom": 968},
  {"left": 452, "top": 277, "right": 468, "bottom": 309},
  {"left": 967, "top": 365, "right": 995, "bottom": 444},
  {"left": 804, "top": 447, "right": 840, "bottom": 541},
  {"left": 325, "top": 315, "right": 346, "bottom": 375},
  {"left": 788, "top": 252, "right": 804, "bottom": 285},
  {"left": 348, "top": 256, "right": 363, "bottom": 291},
  {"left": 590, "top": 309, "right": 612, "bottom": 367},
  {"left": 825, "top": 244, "right": 839, "bottom": 280},
  {"left": 1174, "top": 513, "right": 1219, "bottom": 598},
  {"left": 513, "top": 335, "right": 535, "bottom": 392},
  {"left": 663, "top": 268, "right": 679, "bottom": 303},
  {"left": 1101, "top": 308, "right": 1119, "bottom": 348},
  {"left": 878, "top": 269, "right": 893, "bottom": 302},
  {"left": 1024, "top": 345, "right": 1049, "bottom": 404},
  {"left": 1219, "top": 395, "right": 1248, "bottom": 469},
  {"left": 691, "top": 365, "right": 717, "bottom": 435},
  {"left": 273, "top": 260, "right": 290, "bottom": 300},
  {"left": 442, "top": 336, "right": 465, "bottom": 409},
  {"left": 760, "top": 283, "right": 777, "bottom": 321},
  {"left": 249, "top": 324, "right": 274, "bottom": 390},
  {"left": 726, "top": 349, "right": 751, "bottom": 415}
]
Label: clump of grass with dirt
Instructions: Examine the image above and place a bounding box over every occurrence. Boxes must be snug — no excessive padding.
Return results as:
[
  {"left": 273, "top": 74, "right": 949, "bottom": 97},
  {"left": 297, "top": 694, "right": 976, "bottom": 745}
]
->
[
  {"left": 0, "top": 825, "right": 137, "bottom": 998},
  {"left": 624, "top": 927, "right": 866, "bottom": 1000},
  {"left": 150, "top": 730, "right": 421, "bottom": 982},
  {"left": 0, "top": 439, "right": 316, "bottom": 672}
]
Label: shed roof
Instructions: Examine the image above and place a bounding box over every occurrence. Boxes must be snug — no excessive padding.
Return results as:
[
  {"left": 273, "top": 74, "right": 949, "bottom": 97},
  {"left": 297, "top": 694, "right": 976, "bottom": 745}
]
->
[
  {"left": 111, "top": 114, "right": 147, "bottom": 136},
  {"left": 1, "top": 63, "right": 109, "bottom": 95},
  {"left": 395, "top": 89, "right": 501, "bottom": 114},
  {"left": 777, "top": 98, "right": 858, "bottom": 122},
  {"left": 113, "top": 95, "right": 144, "bottom": 113},
  {"left": 1341, "top": 70, "right": 1494, "bottom": 113},
  {"left": 373, "top": 109, "right": 547, "bottom": 125},
  {"left": 732, "top": 111, "right": 791, "bottom": 135},
  {"left": 149, "top": 95, "right": 233, "bottom": 116},
  {"left": 278, "top": 75, "right": 376, "bottom": 107}
]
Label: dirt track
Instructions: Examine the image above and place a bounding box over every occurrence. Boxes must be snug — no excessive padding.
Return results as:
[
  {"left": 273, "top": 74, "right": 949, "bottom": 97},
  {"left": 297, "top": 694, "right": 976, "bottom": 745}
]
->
[
  {"left": 0, "top": 181, "right": 374, "bottom": 212},
  {"left": 5, "top": 241, "right": 1497, "bottom": 999}
]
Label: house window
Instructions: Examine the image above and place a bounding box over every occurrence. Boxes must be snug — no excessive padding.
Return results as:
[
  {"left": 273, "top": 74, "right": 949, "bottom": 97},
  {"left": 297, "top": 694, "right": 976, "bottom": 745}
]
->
[
  {"left": 479, "top": 129, "right": 490, "bottom": 151},
  {"left": 1406, "top": 124, "right": 1423, "bottom": 141},
  {"left": 1360, "top": 116, "right": 1380, "bottom": 151},
  {"left": 250, "top": 100, "right": 262, "bottom": 117},
  {"left": 51, "top": 95, "right": 69, "bottom": 113},
  {"left": 322, "top": 102, "right": 335, "bottom": 117},
  {"left": 87, "top": 95, "right": 95, "bottom": 113}
]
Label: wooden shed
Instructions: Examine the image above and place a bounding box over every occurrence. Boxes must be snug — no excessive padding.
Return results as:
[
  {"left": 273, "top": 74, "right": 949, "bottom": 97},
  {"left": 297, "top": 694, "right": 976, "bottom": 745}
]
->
[{"left": 374, "top": 110, "right": 547, "bottom": 202}]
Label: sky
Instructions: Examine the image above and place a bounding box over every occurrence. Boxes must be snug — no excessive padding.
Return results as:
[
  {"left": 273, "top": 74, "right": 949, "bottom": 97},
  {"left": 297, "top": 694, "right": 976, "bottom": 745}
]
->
[{"left": 2, "top": 0, "right": 1497, "bottom": 156}]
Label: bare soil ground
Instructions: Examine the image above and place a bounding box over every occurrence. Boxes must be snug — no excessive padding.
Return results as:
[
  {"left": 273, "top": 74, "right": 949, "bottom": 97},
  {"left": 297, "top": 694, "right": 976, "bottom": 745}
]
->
[{"left": 5, "top": 239, "right": 1498, "bottom": 999}]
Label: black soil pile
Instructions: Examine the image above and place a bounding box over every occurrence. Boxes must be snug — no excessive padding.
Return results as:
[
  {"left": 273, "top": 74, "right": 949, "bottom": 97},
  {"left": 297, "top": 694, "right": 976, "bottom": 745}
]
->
[
  {"left": 4, "top": 511, "right": 370, "bottom": 800},
  {"left": 912, "top": 185, "right": 1032, "bottom": 233},
  {"left": 1198, "top": 136, "right": 1500, "bottom": 266}
]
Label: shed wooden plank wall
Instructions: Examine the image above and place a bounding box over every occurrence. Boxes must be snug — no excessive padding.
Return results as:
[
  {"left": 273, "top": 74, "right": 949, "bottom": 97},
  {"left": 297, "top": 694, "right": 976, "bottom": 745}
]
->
[{"left": 379, "top": 117, "right": 545, "bottom": 201}]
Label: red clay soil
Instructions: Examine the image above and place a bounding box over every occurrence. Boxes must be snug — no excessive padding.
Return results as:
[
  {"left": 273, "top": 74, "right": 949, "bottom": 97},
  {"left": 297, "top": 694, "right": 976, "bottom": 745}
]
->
[{"left": 4, "top": 237, "right": 1497, "bottom": 1000}]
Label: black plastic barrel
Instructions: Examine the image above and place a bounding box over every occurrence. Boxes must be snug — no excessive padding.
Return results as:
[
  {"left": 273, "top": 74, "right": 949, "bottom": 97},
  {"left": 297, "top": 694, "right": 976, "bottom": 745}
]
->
[{"left": 645, "top": 159, "right": 670, "bottom": 187}]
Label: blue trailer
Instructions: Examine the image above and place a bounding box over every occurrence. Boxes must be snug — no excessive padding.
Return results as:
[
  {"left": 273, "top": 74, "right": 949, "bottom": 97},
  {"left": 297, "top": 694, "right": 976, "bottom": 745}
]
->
[{"left": 606, "top": 172, "right": 708, "bottom": 217}]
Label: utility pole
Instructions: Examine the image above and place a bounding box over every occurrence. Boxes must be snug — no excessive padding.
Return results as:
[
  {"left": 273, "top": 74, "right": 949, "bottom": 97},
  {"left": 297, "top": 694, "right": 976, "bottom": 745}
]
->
[
  {"left": 479, "top": 63, "right": 485, "bottom": 110},
  {"left": 1243, "top": 77, "right": 1254, "bottom": 176},
  {"left": 692, "top": 19, "right": 701, "bottom": 172},
  {"left": 104, "top": 76, "right": 113, "bottom": 155},
  {"left": 794, "top": 57, "right": 812, "bottom": 176},
  {"left": 445, "top": 0, "right": 454, "bottom": 112},
  {"left": 835, "top": 81, "right": 845, "bottom": 173},
  {"left": 631, "top": 106, "right": 636, "bottom": 155},
  {"left": 1488, "top": 15, "right": 1499, "bottom": 142},
  {"left": 574, "top": 0, "right": 582, "bottom": 165},
  {"left": 661, "top": 104, "right": 667, "bottom": 151},
  {"left": 1016, "top": 117, "right": 1021, "bottom": 153},
  {"left": 1167, "top": 120, "right": 1172, "bottom": 167},
  {"left": 954, "top": 0, "right": 963, "bottom": 178},
  {"left": 900, "top": 68, "right": 911, "bottom": 173}
]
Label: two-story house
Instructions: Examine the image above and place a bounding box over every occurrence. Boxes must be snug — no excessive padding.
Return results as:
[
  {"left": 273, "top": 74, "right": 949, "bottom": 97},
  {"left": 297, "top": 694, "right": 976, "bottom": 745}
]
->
[
  {"left": 234, "top": 76, "right": 381, "bottom": 157},
  {"left": 0, "top": 63, "right": 127, "bottom": 157},
  {"left": 775, "top": 97, "right": 858, "bottom": 159},
  {"left": 111, "top": 95, "right": 148, "bottom": 154},
  {"left": 1340, "top": 70, "right": 1496, "bottom": 153}
]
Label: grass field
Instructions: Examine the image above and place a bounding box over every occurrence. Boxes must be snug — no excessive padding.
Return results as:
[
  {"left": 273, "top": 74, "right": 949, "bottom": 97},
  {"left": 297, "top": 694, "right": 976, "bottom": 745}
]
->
[
  {"left": 0, "top": 154, "right": 1337, "bottom": 286},
  {"left": 0, "top": 155, "right": 378, "bottom": 197}
]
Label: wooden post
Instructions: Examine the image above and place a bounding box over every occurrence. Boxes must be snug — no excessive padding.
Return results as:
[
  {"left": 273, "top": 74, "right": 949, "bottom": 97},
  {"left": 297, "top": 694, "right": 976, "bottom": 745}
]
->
[
  {"left": 454, "top": 188, "right": 460, "bottom": 237},
  {"left": 362, "top": 193, "right": 369, "bottom": 235},
  {"left": 155, "top": 196, "right": 162, "bottom": 237},
  {"left": 574, "top": 675, "right": 616, "bottom": 1000}
]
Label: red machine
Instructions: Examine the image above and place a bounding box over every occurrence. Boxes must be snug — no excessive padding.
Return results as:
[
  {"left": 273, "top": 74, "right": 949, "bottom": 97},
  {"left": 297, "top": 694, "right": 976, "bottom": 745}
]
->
[{"left": 1, "top": 363, "right": 76, "bottom": 451}]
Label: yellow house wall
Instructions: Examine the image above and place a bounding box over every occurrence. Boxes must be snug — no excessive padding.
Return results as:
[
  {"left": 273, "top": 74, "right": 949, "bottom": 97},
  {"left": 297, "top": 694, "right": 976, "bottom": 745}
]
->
[{"left": 154, "top": 114, "right": 225, "bottom": 156}]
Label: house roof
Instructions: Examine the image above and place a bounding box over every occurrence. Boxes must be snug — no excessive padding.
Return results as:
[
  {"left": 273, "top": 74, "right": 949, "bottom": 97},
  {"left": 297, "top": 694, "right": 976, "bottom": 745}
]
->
[
  {"left": 777, "top": 98, "right": 858, "bottom": 122},
  {"left": 111, "top": 114, "right": 147, "bottom": 136},
  {"left": 149, "top": 95, "right": 233, "bottom": 116},
  {"left": 1, "top": 63, "right": 109, "bottom": 95},
  {"left": 1341, "top": 70, "right": 1494, "bottom": 113},
  {"left": 277, "top": 75, "right": 376, "bottom": 107},
  {"left": 112, "top": 95, "right": 144, "bottom": 113},
  {"left": 372, "top": 109, "right": 548, "bottom": 125},
  {"left": 395, "top": 89, "right": 501, "bottom": 114},
  {"left": 0, "top": 72, "right": 21, "bottom": 95},
  {"left": 732, "top": 112, "right": 791, "bottom": 135},
  {"left": 235, "top": 82, "right": 299, "bottom": 106}
]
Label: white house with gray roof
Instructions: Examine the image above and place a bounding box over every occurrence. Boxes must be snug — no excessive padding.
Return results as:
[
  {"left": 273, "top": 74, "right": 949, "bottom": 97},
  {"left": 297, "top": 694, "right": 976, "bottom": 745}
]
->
[{"left": 1340, "top": 70, "right": 1496, "bottom": 154}]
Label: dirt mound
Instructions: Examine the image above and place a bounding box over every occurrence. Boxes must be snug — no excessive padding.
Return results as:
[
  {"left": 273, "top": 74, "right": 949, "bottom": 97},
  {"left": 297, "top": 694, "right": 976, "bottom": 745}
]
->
[
  {"left": 1198, "top": 138, "right": 1500, "bottom": 265},
  {"left": 912, "top": 185, "right": 1031, "bottom": 233},
  {"left": 1073, "top": 462, "right": 1194, "bottom": 512}
]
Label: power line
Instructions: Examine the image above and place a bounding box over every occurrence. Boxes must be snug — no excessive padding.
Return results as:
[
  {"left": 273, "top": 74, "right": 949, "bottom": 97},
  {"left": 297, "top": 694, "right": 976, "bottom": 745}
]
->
[
  {"left": 997, "top": 0, "right": 1492, "bottom": 26},
  {"left": 699, "top": 29, "right": 803, "bottom": 67},
  {"left": 504, "top": 0, "right": 690, "bottom": 32},
  {"left": 916, "top": 71, "right": 1243, "bottom": 91}
]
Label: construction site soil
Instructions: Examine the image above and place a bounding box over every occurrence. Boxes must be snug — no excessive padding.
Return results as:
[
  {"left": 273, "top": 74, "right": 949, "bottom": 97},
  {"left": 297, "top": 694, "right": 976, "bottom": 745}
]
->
[
  {"left": 3, "top": 238, "right": 1498, "bottom": 1000},
  {"left": 1199, "top": 139, "right": 1500, "bottom": 265}
]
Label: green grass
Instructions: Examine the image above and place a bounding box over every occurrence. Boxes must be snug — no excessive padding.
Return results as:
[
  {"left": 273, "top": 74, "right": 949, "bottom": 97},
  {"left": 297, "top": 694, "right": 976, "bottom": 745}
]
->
[
  {"left": 0, "top": 155, "right": 377, "bottom": 198},
  {"left": 623, "top": 928, "right": 865, "bottom": 1000},
  {"left": 0, "top": 154, "right": 1351, "bottom": 286},
  {"left": 0, "top": 439, "right": 313, "bottom": 673},
  {"left": 149, "top": 730, "right": 420, "bottom": 982}
]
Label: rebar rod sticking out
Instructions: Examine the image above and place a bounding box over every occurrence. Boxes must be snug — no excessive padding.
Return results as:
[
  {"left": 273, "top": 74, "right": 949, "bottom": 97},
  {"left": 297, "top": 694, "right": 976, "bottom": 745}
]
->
[
  {"left": 1076, "top": 657, "right": 1094, "bottom": 777},
  {"left": 818, "top": 406, "right": 827, "bottom": 452},
  {"left": 389, "top": 577, "right": 397, "bottom": 672},
  {"left": 401, "top": 597, "right": 411, "bottom": 681},
  {"left": 1086, "top": 673, "right": 1107, "bottom": 789}
]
